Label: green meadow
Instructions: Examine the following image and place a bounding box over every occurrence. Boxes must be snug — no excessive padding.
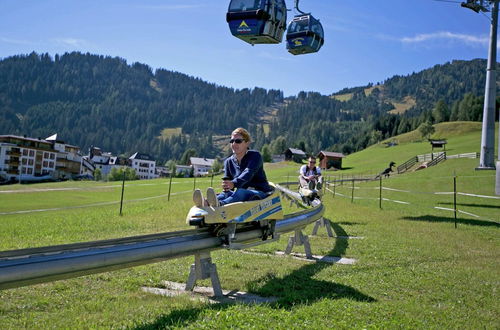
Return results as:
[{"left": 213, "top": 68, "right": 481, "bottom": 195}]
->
[{"left": 0, "top": 122, "right": 498, "bottom": 328}]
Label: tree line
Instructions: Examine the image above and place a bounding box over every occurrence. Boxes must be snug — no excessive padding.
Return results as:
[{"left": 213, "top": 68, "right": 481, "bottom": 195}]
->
[{"left": 0, "top": 52, "right": 497, "bottom": 165}]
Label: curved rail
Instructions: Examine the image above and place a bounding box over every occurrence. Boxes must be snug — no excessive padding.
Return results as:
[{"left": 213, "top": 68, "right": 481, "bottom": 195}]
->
[{"left": 0, "top": 184, "right": 324, "bottom": 290}]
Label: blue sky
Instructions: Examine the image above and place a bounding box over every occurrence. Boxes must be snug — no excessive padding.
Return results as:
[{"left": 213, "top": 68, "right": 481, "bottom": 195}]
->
[{"left": 0, "top": 0, "right": 493, "bottom": 96}]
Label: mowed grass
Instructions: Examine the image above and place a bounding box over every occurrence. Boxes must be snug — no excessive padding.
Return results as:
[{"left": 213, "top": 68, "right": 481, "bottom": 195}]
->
[{"left": 0, "top": 122, "right": 499, "bottom": 328}]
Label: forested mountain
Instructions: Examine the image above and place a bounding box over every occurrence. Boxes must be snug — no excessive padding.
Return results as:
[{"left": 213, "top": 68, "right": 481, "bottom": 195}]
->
[
  {"left": 269, "top": 59, "right": 498, "bottom": 155},
  {"left": 0, "top": 52, "right": 282, "bottom": 161},
  {"left": 0, "top": 52, "right": 496, "bottom": 162}
]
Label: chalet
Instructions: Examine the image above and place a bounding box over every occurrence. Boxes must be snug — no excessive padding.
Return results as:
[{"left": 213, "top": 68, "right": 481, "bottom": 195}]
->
[
  {"left": 189, "top": 157, "right": 215, "bottom": 177},
  {"left": 317, "top": 151, "right": 345, "bottom": 170},
  {"left": 284, "top": 148, "right": 307, "bottom": 162}
]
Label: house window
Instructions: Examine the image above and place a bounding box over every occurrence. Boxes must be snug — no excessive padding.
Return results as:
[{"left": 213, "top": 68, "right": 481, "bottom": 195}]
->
[
  {"left": 22, "top": 149, "right": 28, "bottom": 156},
  {"left": 29, "top": 150, "right": 35, "bottom": 157}
]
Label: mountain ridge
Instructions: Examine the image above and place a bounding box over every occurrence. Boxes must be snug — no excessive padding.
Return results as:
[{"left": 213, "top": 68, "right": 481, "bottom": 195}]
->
[{"left": 0, "top": 52, "right": 493, "bottom": 162}]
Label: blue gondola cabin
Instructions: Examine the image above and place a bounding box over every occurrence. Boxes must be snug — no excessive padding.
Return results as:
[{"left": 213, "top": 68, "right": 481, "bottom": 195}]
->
[
  {"left": 286, "top": 14, "right": 324, "bottom": 55},
  {"left": 226, "top": 0, "right": 287, "bottom": 45}
]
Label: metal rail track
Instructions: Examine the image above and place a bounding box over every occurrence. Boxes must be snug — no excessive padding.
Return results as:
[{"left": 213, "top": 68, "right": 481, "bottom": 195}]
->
[{"left": 0, "top": 184, "right": 324, "bottom": 290}]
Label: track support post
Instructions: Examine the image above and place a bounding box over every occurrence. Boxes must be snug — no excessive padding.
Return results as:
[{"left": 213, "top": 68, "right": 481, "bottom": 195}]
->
[
  {"left": 285, "top": 229, "right": 313, "bottom": 259},
  {"left": 185, "top": 251, "right": 223, "bottom": 297},
  {"left": 311, "top": 217, "right": 334, "bottom": 237}
]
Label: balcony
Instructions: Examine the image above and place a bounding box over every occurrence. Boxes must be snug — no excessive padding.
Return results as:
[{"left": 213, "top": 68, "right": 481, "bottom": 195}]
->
[{"left": 7, "top": 150, "right": 21, "bottom": 156}]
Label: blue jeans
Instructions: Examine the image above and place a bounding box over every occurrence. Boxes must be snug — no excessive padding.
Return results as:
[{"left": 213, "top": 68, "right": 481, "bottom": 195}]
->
[{"left": 217, "top": 188, "right": 268, "bottom": 205}]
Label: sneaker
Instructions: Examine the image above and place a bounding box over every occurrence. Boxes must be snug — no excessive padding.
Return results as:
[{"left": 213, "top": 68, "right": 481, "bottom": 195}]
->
[
  {"left": 206, "top": 187, "right": 219, "bottom": 207},
  {"left": 193, "top": 189, "right": 204, "bottom": 207},
  {"left": 308, "top": 181, "right": 315, "bottom": 190}
]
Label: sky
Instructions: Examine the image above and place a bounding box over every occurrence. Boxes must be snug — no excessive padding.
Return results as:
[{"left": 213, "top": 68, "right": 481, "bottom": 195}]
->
[{"left": 0, "top": 0, "right": 494, "bottom": 97}]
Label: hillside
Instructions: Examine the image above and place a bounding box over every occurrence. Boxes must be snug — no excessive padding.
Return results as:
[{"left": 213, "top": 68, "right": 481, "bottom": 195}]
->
[
  {"left": 338, "top": 121, "right": 496, "bottom": 175},
  {"left": 0, "top": 53, "right": 494, "bottom": 162}
]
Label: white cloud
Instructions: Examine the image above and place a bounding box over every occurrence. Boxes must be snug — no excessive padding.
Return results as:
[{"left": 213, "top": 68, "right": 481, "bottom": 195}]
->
[
  {"left": 0, "top": 37, "right": 36, "bottom": 45},
  {"left": 51, "top": 38, "right": 87, "bottom": 48},
  {"left": 400, "top": 31, "right": 488, "bottom": 46}
]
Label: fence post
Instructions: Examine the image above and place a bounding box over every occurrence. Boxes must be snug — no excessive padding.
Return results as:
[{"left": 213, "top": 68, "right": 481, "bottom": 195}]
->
[
  {"left": 119, "top": 169, "right": 125, "bottom": 216},
  {"left": 167, "top": 172, "right": 173, "bottom": 201},
  {"left": 351, "top": 179, "right": 354, "bottom": 203},
  {"left": 379, "top": 175, "right": 382, "bottom": 209},
  {"left": 193, "top": 175, "right": 196, "bottom": 191},
  {"left": 453, "top": 174, "right": 457, "bottom": 228},
  {"left": 210, "top": 173, "right": 214, "bottom": 187}
]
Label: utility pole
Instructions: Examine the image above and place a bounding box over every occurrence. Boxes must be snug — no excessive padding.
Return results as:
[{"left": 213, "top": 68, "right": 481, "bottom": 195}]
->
[{"left": 462, "top": 1, "right": 500, "bottom": 194}]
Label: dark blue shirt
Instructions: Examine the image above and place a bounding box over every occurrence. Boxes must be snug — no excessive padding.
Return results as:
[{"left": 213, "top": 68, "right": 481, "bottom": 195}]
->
[{"left": 224, "top": 150, "right": 272, "bottom": 192}]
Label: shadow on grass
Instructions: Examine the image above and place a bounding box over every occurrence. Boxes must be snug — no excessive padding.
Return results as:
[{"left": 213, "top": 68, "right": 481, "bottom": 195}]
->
[
  {"left": 401, "top": 214, "right": 499, "bottom": 227},
  {"left": 336, "top": 221, "right": 365, "bottom": 226},
  {"left": 438, "top": 202, "right": 500, "bottom": 209},
  {"left": 134, "top": 219, "right": 375, "bottom": 329},
  {"left": 134, "top": 305, "right": 226, "bottom": 329},
  {"left": 248, "top": 218, "right": 374, "bottom": 307}
]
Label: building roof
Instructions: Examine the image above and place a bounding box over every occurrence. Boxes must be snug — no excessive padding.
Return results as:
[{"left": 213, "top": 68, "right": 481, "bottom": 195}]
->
[
  {"left": 286, "top": 148, "right": 306, "bottom": 156},
  {"left": 109, "top": 156, "right": 128, "bottom": 165},
  {"left": 317, "top": 151, "right": 345, "bottom": 158},
  {"left": 129, "top": 152, "right": 154, "bottom": 161},
  {"left": 428, "top": 139, "right": 447, "bottom": 145},
  {"left": 190, "top": 157, "right": 215, "bottom": 166},
  {"left": 45, "top": 133, "right": 65, "bottom": 143},
  {"left": 0, "top": 135, "right": 52, "bottom": 145}
]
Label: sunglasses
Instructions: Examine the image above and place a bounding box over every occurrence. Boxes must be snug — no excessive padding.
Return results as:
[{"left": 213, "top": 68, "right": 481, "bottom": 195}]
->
[
  {"left": 309, "top": 161, "right": 316, "bottom": 163},
  {"left": 229, "top": 138, "right": 244, "bottom": 144}
]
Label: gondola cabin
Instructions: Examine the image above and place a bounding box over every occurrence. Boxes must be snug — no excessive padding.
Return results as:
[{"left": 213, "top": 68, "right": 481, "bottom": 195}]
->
[
  {"left": 286, "top": 14, "right": 324, "bottom": 55},
  {"left": 226, "top": 0, "right": 287, "bottom": 45}
]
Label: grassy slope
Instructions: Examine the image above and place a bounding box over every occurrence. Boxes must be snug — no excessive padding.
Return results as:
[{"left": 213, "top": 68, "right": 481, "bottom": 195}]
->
[
  {"left": 340, "top": 121, "right": 493, "bottom": 174},
  {"left": 0, "top": 122, "right": 498, "bottom": 328}
]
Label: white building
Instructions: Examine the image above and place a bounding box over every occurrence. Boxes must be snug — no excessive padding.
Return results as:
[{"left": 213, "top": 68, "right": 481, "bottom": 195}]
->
[
  {"left": 0, "top": 135, "right": 57, "bottom": 182},
  {"left": 89, "top": 147, "right": 113, "bottom": 176},
  {"left": 129, "top": 152, "right": 157, "bottom": 180},
  {"left": 189, "top": 157, "right": 215, "bottom": 177}
]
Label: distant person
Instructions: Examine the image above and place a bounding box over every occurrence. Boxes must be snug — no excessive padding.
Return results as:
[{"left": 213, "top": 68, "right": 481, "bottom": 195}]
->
[
  {"left": 193, "top": 127, "right": 272, "bottom": 207},
  {"left": 299, "top": 156, "right": 322, "bottom": 190}
]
